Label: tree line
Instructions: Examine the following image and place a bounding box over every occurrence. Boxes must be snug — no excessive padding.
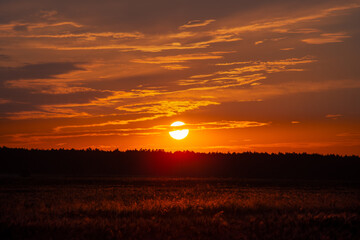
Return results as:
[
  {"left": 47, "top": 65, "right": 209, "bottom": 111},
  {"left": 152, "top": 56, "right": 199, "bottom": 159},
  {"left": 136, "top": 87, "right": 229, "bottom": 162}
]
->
[{"left": 0, "top": 147, "right": 359, "bottom": 179}]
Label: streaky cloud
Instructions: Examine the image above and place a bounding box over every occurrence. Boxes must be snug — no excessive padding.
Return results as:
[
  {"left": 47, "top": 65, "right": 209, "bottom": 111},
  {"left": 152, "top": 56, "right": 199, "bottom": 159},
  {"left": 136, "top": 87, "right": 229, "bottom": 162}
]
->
[
  {"left": 302, "top": 32, "right": 350, "bottom": 44},
  {"left": 179, "top": 19, "right": 216, "bottom": 30}
]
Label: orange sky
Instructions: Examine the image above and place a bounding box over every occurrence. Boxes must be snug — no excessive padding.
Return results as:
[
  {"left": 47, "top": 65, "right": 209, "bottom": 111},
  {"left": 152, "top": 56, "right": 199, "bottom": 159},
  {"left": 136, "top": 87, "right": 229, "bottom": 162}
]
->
[{"left": 0, "top": 0, "right": 360, "bottom": 155}]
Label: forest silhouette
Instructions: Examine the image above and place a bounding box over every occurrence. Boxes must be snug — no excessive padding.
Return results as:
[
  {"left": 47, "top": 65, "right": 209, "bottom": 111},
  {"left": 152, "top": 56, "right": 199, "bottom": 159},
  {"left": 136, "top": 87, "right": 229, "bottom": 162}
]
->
[{"left": 0, "top": 147, "right": 359, "bottom": 179}]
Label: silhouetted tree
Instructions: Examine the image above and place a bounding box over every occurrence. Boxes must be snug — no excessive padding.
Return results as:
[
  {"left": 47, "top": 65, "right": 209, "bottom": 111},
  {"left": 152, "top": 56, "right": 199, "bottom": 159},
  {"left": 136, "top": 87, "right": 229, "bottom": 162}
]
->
[{"left": 0, "top": 146, "right": 359, "bottom": 179}]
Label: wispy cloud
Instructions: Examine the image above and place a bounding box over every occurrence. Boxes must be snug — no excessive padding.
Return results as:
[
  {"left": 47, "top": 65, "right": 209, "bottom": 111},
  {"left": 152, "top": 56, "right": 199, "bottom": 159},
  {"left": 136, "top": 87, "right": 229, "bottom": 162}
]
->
[
  {"left": 178, "top": 57, "right": 315, "bottom": 89},
  {"left": 177, "top": 74, "right": 265, "bottom": 89},
  {"left": 273, "top": 28, "right": 320, "bottom": 34},
  {"left": 6, "top": 119, "right": 268, "bottom": 144},
  {"left": 2, "top": 32, "right": 144, "bottom": 40},
  {"left": 179, "top": 79, "right": 360, "bottom": 103},
  {"left": 53, "top": 100, "right": 219, "bottom": 131},
  {"left": 0, "top": 62, "right": 84, "bottom": 82},
  {"left": 280, "top": 48, "right": 294, "bottom": 51},
  {"left": 131, "top": 52, "right": 224, "bottom": 64},
  {"left": 6, "top": 54, "right": 321, "bottom": 122},
  {"left": 0, "top": 21, "right": 83, "bottom": 31},
  {"left": 7, "top": 108, "right": 90, "bottom": 120},
  {"left": 0, "top": 15, "right": 238, "bottom": 53},
  {"left": 1, "top": 56, "right": 343, "bottom": 124},
  {"left": 1, "top": 3, "right": 357, "bottom": 55},
  {"left": 326, "top": 114, "right": 343, "bottom": 119},
  {"left": 217, "top": 57, "right": 315, "bottom": 74},
  {"left": 161, "top": 65, "right": 189, "bottom": 70},
  {"left": 336, "top": 132, "right": 360, "bottom": 137},
  {"left": 302, "top": 32, "right": 350, "bottom": 44},
  {"left": 0, "top": 62, "right": 99, "bottom": 94},
  {"left": 0, "top": 98, "right": 11, "bottom": 104},
  {"left": 37, "top": 34, "right": 241, "bottom": 52},
  {"left": 215, "top": 3, "right": 360, "bottom": 35},
  {"left": 188, "top": 120, "right": 269, "bottom": 130},
  {"left": 116, "top": 100, "right": 219, "bottom": 115},
  {"left": 6, "top": 80, "right": 97, "bottom": 94},
  {"left": 36, "top": 42, "right": 207, "bottom": 52},
  {"left": 131, "top": 52, "right": 225, "bottom": 70},
  {"left": 179, "top": 19, "right": 216, "bottom": 30}
]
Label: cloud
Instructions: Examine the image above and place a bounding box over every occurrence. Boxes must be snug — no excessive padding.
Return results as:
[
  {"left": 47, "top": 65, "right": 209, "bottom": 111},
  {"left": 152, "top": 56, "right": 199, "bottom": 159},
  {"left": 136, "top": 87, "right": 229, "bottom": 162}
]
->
[
  {"left": 0, "top": 18, "right": 144, "bottom": 43},
  {"left": 215, "top": 61, "right": 252, "bottom": 66},
  {"left": 254, "top": 37, "right": 286, "bottom": 46},
  {"left": 7, "top": 108, "right": 90, "bottom": 120},
  {"left": 177, "top": 79, "right": 360, "bottom": 103},
  {"left": 0, "top": 54, "right": 10, "bottom": 61},
  {"left": 336, "top": 132, "right": 360, "bottom": 137},
  {"left": 188, "top": 120, "right": 269, "bottom": 130},
  {"left": 0, "top": 21, "right": 82, "bottom": 32},
  {"left": 6, "top": 119, "right": 268, "bottom": 144},
  {"left": 116, "top": 100, "right": 218, "bottom": 115},
  {"left": 131, "top": 52, "right": 225, "bottom": 70},
  {"left": 52, "top": 100, "right": 219, "bottom": 132},
  {"left": 190, "top": 74, "right": 216, "bottom": 79},
  {"left": 38, "top": 42, "right": 206, "bottom": 52},
  {"left": 20, "top": 56, "right": 315, "bottom": 115},
  {"left": 5, "top": 131, "right": 161, "bottom": 144},
  {"left": 178, "top": 57, "right": 316, "bottom": 90},
  {"left": 0, "top": 62, "right": 84, "bottom": 83},
  {"left": 38, "top": 10, "right": 58, "bottom": 19},
  {"left": 1, "top": 55, "right": 345, "bottom": 124},
  {"left": 179, "top": 19, "right": 216, "bottom": 30},
  {"left": 273, "top": 28, "right": 320, "bottom": 34},
  {"left": 325, "top": 114, "right": 343, "bottom": 119},
  {"left": 131, "top": 52, "right": 224, "bottom": 64},
  {"left": 302, "top": 32, "right": 351, "bottom": 44},
  {"left": 161, "top": 65, "right": 189, "bottom": 70},
  {"left": 0, "top": 98, "right": 11, "bottom": 104},
  {"left": 161, "top": 56, "right": 316, "bottom": 95},
  {"left": 36, "top": 33, "right": 242, "bottom": 52},
  {"left": 1, "top": 2, "right": 358, "bottom": 56},
  {"left": 0, "top": 62, "right": 93, "bottom": 95},
  {"left": 177, "top": 74, "right": 265, "bottom": 90},
  {"left": 5, "top": 79, "right": 97, "bottom": 94},
  {"left": 0, "top": 16, "right": 237, "bottom": 53},
  {"left": 76, "top": 89, "right": 163, "bottom": 107},
  {"left": 142, "top": 120, "right": 269, "bottom": 133},
  {"left": 6, "top": 32, "right": 144, "bottom": 40},
  {"left": 18, "top": 89, "right": 164, "bottom": 117},
  {"left": 215, "top": 56, "right": 316, "bottom": 75},
  {"left": 215, "top": 3, "right": 360, "bottom": 35}
]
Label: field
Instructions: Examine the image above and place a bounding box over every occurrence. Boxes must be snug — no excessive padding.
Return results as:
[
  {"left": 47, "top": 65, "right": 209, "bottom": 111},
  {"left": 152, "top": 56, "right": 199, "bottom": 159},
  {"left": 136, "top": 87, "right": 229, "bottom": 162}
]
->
[{"left": 0, "top": 177, "right": 359, "bottom": 240}]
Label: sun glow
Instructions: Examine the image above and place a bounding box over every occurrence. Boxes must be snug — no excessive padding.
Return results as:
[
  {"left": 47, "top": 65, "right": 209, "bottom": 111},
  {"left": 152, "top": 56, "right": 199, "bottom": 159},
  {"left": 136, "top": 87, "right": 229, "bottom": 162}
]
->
[{"left": 169, "top": 121, "right": 189, "bottom": 140}]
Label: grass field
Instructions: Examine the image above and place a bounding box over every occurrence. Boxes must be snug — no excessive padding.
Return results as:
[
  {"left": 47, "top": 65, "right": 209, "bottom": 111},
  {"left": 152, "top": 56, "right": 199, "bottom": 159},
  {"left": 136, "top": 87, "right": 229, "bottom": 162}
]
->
[{"left": 0, "top": 177, "right": 359, "bottom": 239}]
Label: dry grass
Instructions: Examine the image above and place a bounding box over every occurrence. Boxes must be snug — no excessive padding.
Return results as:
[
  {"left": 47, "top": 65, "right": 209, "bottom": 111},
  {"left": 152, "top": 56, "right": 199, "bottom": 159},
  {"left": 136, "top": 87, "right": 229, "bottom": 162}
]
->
[{"left": 0, "top": 178, "right": 359, "bottom": 239}]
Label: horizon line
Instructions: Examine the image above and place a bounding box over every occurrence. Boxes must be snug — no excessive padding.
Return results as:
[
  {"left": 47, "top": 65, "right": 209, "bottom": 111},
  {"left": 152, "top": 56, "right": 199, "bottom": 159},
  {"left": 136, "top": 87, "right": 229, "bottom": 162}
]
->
[{"left": 1, "top": 146, "right": 359, "bottom": 157}]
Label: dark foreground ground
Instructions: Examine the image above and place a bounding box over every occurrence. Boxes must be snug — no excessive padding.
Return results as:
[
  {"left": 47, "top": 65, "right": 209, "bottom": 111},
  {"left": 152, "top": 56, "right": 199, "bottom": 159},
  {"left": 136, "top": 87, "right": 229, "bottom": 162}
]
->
[{"left": 0, "top": 177, "right": 359, "bottom": 240}]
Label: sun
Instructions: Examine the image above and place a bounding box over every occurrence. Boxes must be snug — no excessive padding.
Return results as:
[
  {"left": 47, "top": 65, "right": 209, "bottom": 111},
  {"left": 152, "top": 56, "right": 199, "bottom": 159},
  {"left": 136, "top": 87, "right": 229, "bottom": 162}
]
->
[{"left": 169, "top": 121, "right": 189, "bottom": 140}]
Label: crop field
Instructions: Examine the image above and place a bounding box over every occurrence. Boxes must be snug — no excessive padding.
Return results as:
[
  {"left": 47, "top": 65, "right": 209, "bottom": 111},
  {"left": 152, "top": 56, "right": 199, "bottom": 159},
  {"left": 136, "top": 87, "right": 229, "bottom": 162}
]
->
[{"left": 0, "top": 177, "right": 359, "bottom": 239}]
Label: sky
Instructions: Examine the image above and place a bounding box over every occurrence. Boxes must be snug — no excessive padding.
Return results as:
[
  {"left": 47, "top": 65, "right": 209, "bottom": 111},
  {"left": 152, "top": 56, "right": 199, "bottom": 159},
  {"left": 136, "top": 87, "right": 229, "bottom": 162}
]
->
[{"left": 0, "top": 0, "right": 360, "bottom": 155}]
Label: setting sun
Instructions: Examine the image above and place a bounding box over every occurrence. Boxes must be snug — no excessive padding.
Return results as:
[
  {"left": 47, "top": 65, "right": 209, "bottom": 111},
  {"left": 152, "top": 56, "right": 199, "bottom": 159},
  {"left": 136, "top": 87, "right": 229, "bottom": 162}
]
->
[{"left": 169, "top": 121, "right": 189, "bottom": 140}]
